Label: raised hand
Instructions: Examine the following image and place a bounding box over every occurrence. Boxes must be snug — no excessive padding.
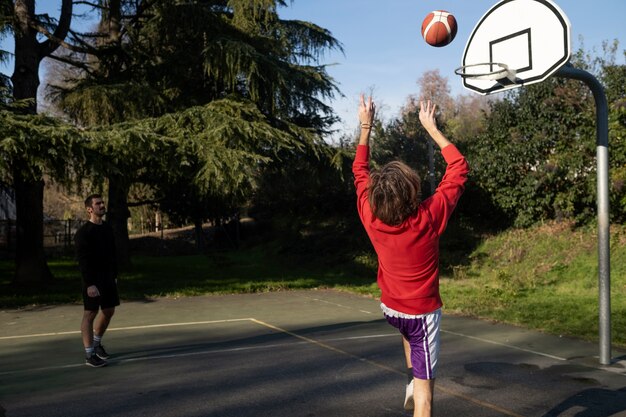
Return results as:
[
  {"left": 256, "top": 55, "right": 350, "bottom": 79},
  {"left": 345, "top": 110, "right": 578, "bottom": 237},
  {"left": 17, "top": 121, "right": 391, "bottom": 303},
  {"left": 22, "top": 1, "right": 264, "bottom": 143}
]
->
[
  {"left": 359, "top": 94, "right": 376, "bottom": 128},
  {"left": 419, "top": 100, "right": 438, "bottom": 133},
  {"left": 419, "top": 100, "right": 451, "bottom": 150}
]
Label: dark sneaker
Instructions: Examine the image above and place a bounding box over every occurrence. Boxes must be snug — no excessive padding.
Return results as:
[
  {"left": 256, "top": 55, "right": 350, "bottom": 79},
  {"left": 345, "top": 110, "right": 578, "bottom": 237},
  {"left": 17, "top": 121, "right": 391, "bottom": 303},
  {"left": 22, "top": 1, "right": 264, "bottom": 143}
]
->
[
  {"left": 94, "top": 344, "right": 110, "bottom": 360},
  {"left": 85, "top": 354, "right": 107, "bottom": 368}
]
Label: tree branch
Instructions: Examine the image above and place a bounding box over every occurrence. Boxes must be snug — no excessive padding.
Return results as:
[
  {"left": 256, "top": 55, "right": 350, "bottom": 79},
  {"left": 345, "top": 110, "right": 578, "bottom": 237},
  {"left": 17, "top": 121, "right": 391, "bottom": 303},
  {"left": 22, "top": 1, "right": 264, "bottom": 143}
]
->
[
  {"left": 46, "top": 53, "right": 96, "bottom": 77},
  {"left": 32, "top": 21, "right": 96, "bottom": 56},
  {"left": 67, "top": 27, "right": 107, "bottom": 51},
  {"left": 38, "top": 0, "right": 74, "bottom": 59},
  {"left": 73, "top": 1, "right": 107, "bottom": 10},
  {"left": 128, "top": 199, "right": 162, "bottom": 208},
  {"left": 124, "top": 0, "right": 158, "bottom": 30}
]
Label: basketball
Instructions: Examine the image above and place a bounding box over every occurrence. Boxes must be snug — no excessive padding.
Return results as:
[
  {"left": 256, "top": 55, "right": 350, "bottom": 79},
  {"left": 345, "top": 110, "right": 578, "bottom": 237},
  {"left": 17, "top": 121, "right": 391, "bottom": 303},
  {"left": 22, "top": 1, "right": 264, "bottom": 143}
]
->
[{"left": 421, "top": 10, "right": 457, "bottom": 47}]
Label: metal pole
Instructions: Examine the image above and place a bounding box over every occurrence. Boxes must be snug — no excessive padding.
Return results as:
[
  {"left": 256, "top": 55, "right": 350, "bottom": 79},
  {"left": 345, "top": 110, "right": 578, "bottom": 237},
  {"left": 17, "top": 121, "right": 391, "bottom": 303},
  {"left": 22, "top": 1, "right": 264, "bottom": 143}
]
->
[
  {"left": 428, "top": 140, "right": 436, "bottom": 195},
  {"left": 556, "top": 64, "right": 611, "bottom": 365}
]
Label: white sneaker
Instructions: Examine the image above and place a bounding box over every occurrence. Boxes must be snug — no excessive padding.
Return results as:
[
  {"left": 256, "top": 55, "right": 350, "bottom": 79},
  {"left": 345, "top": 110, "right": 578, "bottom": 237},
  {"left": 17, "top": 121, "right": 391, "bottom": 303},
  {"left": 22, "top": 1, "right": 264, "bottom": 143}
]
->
[{"left": 404, "top": 379, "right": 414, "bottom": 410}]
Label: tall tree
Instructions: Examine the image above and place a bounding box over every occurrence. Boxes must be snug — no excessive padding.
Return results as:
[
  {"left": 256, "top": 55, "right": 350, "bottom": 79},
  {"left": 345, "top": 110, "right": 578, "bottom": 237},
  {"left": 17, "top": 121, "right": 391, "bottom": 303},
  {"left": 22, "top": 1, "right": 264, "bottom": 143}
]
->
[
  {"left": 410, "top": 69, "right": 455, "bottom": 119},
  {"left": 446, "top": 94, "right": 491, "bottom": 143},
  {"left": 45, "top": 0, "right": 342, "bottom": 259},
  {"left": 5, "top": 0, "right": 73, "bottom": 283}
]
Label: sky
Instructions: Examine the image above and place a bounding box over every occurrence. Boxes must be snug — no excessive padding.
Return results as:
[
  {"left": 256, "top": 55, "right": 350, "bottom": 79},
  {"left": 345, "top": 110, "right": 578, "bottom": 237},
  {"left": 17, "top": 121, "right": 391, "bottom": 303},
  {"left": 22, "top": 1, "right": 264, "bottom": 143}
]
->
[
  {"left": 2, "top": 1, "right": 625, "bottom": 137},
  {"left": 277, "top": 0, "right": 626, "bottom": 135}
]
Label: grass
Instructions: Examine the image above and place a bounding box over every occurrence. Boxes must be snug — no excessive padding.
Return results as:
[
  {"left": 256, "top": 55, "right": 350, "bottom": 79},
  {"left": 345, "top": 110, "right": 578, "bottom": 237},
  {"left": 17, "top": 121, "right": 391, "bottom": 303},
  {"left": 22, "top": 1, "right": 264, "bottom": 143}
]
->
[
  {"left": 0, "top": 241, "right": 380, "bottom": 308},
  {"left": 439, "top": 222, "right": 626, "bottom": 348},
  {"left": 1, "top": 221, "right": 625, "bottom": 348}
]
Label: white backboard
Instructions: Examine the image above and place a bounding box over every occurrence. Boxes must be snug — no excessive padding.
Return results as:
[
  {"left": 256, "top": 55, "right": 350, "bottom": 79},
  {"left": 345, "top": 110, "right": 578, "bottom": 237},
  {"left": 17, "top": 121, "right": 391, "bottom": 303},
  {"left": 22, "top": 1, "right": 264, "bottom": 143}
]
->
[{"left": 460, "top": 0, "right": 571, "bottom": 95}]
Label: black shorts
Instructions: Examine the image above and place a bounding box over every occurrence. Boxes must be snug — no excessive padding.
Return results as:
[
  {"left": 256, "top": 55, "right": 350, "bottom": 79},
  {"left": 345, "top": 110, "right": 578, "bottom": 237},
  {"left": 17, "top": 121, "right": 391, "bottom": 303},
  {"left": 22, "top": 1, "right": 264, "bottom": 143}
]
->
[{"left": 83, "top": 280, "right": 120, "bottom": 311}]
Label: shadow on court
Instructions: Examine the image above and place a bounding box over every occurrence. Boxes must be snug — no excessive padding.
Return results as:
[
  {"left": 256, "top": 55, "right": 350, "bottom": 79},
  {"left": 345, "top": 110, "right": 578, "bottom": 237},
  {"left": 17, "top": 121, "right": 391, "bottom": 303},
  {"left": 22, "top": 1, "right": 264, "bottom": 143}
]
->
[
  {"left": 541, "top": 386, "right": 626, "bottom": 417},
  {"left": 1, "top": 290, "right": 625, "bottom": 417}
]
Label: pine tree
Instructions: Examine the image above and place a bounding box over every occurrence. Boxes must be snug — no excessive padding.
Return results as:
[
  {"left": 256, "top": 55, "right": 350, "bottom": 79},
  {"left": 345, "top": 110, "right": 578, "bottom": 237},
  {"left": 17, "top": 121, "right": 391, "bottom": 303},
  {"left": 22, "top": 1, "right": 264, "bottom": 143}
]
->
[
  {"left": 1, "top": 0, "right": 73, "bottom": 283},
  {"left": 44, "top": 0, "right": 342, "bottom": 258}
]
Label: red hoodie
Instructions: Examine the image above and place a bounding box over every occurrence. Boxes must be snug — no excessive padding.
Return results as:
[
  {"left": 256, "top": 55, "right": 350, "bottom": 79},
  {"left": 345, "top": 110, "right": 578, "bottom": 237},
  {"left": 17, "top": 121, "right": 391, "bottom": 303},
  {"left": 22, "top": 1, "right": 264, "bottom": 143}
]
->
[{"left": 352, "top": 144, "right": 469, "bottom": 315}]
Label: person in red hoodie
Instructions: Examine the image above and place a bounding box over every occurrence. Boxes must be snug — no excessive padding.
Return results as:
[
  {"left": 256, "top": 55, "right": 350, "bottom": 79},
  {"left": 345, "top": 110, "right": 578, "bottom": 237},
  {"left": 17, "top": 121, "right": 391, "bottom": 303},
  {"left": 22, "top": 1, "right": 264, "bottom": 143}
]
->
[{"left": 353, "top": 95, "right": 469, "bottom": 417}]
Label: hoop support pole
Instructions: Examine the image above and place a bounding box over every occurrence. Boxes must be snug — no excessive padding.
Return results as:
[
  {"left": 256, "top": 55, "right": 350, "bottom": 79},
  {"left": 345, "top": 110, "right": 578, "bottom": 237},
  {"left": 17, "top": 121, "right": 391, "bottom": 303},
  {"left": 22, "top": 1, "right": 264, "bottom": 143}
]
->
[{"left": 556, "top": 63, "right": 611, "bottom": 366}]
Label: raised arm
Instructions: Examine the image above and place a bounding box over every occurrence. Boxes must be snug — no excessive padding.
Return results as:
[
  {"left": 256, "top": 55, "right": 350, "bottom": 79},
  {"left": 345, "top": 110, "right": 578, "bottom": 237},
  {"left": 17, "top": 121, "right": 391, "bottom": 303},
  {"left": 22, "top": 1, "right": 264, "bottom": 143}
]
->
[
  {"left": 353, "top": 94, "right": 376, "bottom": 221},
  {"left": 358, "top": 94, "right": 376, "bottom": 146},
  {"left": 419, "top": 100, "right": 469, "bottom": 235},
  {"left": 419, "top": 100, "right": 451, "bottom": 150}
]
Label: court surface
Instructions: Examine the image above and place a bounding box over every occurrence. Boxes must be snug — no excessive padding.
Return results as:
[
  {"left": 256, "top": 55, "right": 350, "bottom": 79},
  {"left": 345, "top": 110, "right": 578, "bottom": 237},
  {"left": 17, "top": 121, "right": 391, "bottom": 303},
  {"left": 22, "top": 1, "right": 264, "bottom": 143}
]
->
[{"left": 1, "top": 289, "right": 625, "bottom": 416}]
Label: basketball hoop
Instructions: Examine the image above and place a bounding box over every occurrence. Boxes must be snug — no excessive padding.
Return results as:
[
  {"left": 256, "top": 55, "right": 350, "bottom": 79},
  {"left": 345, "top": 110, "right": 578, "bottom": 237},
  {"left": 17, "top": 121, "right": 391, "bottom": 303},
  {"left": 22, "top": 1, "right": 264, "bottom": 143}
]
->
[{"left": 455, "top": 63, "right": 517, "bottom": 83}]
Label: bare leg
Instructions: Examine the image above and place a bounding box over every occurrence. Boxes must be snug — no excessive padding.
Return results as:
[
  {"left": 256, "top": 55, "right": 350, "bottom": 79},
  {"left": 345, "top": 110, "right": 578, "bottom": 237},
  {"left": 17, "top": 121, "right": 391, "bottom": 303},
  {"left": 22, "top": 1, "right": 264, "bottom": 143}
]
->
[
  {"left": 402, "top": 336, "right": 412, "bottom": 368},
  {"left": 402, "top": 337, "right": 415, "bottom": 410},
  {"left": 94, "top": 307, "right": 115, "bottom": 338},
  {"left": 413, "top": 378, "right": 435, "bottom": 417},
  {"left": 81, "top": 310, "right": 97, "bottom": 350}
]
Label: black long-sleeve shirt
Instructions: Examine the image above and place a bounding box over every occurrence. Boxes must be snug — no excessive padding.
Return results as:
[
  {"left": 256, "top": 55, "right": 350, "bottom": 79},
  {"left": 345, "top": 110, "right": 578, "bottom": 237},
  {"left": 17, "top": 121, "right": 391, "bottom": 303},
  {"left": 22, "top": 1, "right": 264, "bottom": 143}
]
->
[{"left": 74, "top": 221, "right": 117, "bottom": 287}]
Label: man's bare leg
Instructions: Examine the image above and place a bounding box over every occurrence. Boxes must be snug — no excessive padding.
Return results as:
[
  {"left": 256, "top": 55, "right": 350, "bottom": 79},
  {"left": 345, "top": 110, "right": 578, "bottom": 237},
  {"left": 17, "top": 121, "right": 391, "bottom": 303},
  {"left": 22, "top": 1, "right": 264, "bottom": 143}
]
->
[
  {"left": 94, "top": 307, "right": 115, "bottom": 338},
  {"left": 81, "top": 310, "right": 97, "bottom": 349}
]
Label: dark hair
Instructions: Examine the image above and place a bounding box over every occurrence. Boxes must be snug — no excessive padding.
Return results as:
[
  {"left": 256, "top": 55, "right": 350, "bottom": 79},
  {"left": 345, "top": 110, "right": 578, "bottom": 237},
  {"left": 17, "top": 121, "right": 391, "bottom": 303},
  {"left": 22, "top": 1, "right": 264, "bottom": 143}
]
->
[
  {"left": 84, "top": 194, "right": 102, "bottom": 208},
  {"left": 368, "top": 161, "right": 421, "bottom": 226}
]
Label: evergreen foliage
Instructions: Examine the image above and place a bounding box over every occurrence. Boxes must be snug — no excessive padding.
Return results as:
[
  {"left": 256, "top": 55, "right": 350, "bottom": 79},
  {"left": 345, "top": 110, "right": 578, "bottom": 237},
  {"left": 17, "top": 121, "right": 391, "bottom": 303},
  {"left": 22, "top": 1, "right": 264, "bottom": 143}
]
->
[
  {"left": 1, "top": 0, "right": 74, "bottom": 283},
  {"left": 41, "top": 0, "right": 342, "bottom": 258},
  {"left": 1, "top": 0, "right": 623, "bottom": 286},
  {"left": 0, "top": 111, "right": 82, "bottom": 183}
]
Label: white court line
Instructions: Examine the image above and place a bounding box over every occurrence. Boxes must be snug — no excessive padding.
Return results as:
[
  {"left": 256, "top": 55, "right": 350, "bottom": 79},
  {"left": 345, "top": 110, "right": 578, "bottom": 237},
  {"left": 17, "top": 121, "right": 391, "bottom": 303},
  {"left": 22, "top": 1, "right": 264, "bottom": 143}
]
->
[
  {"left": 1, "top": 314, "right": 567, "bottom": 363},
  {"left": 0, "top": 318, "right": 253, "bottom": 340},
  {"left": 301, "top": 296, "right": 567, "bottom": 362},
  {"left": 441, "top": 329, "right": 567, "bottom": 361},
  {"left": 0, "top": 311, "right": 569, "bottom": 363},
  {"left": 0, "top": 341, "right": 309, "bottom": 376},
  {"left": 250, "top": 318, "right": 526, "bottom": 417},
  {"left": 325, "top": 333, "right": 397, "bottom": 341},
  {"left": 0, "top": 331, "right": 396, "bottom": 377},
  {"left": 0, "top": 316, "right": 535, "bottom": 416},
  {"left": 303, "top": 296, "right": 375, "bottom": 315}
]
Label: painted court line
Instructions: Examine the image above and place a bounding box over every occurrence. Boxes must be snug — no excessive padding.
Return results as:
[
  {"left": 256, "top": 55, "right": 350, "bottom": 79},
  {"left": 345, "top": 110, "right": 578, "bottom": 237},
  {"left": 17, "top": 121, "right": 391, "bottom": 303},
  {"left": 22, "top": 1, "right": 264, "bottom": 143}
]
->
[
  {"left": 302, "top": 296, "right": 376, "bottom": 315},
  {"left": 2, "top": 316, "right": 524, "bottom": 416},
  {"left": 1, "top": 316, "right": 567, "bottom": 364},
  {"left": 0, "top": 316, "right": 568, "bottom": 364},
  {"left": 0, "top": 318, "right": 253, "bottom": 340},
  {"left": 0, "top": 329, "right": 398, "bottom": 377},
  {"left": 441, "top": 329, "right": 567, "bottom": 361},
  {"left": 250, "top": 318, "right": 525, "bottom": 417},
  {"left": 0, "top": 340, "right": 312, "bottom": 377}
]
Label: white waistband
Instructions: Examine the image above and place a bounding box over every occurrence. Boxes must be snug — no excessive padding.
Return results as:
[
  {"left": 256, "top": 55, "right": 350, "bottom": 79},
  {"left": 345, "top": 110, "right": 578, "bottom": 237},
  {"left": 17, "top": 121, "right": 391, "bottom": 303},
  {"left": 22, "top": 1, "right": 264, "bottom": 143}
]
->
[{"left": 380, "top": 303, "right": 441, "bottom": 319}]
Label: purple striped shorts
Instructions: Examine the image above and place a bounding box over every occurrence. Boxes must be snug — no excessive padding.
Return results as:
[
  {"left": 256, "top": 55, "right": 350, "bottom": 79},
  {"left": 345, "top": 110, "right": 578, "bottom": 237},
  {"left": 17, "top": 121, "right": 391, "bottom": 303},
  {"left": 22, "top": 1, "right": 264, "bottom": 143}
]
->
[{"left": 383, "top": 305, "right": 441, "bottom": 380}]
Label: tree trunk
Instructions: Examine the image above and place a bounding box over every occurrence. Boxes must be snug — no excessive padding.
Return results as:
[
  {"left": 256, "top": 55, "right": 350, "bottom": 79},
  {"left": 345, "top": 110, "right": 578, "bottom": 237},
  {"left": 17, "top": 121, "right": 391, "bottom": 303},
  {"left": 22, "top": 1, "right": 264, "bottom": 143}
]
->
[
  {"left": 9, "top": 0, "right": 73, "bottom": 284},
  {"left": 11, "top": 0, "right": 48, "bottom": 284},
  {"left": 194, "top": 219, "right": 207, "bottom": 253},
  {"left": 13, "top": 171, "right": 52, "bottom": 284},
  {"left": 97, "top": 1, "right": 133, "bottom": 270},
  {"left": 107, "top": 176, "right": 132, "bottom": 270}
]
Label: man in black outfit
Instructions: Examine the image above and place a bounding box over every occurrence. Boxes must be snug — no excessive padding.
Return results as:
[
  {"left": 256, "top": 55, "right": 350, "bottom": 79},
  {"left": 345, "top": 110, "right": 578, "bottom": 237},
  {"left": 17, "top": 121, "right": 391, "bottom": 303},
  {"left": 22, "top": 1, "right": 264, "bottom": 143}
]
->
[{"left": 75, "top": 194, "right": 119, "bottom": 367}]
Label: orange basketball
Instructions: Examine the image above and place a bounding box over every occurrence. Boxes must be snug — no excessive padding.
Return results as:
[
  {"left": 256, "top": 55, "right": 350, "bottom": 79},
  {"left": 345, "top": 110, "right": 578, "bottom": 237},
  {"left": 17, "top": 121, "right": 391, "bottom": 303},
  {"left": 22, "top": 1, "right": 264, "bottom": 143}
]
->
[{"left": 421, "top": 10, "right": 457, "bottom": 47}]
